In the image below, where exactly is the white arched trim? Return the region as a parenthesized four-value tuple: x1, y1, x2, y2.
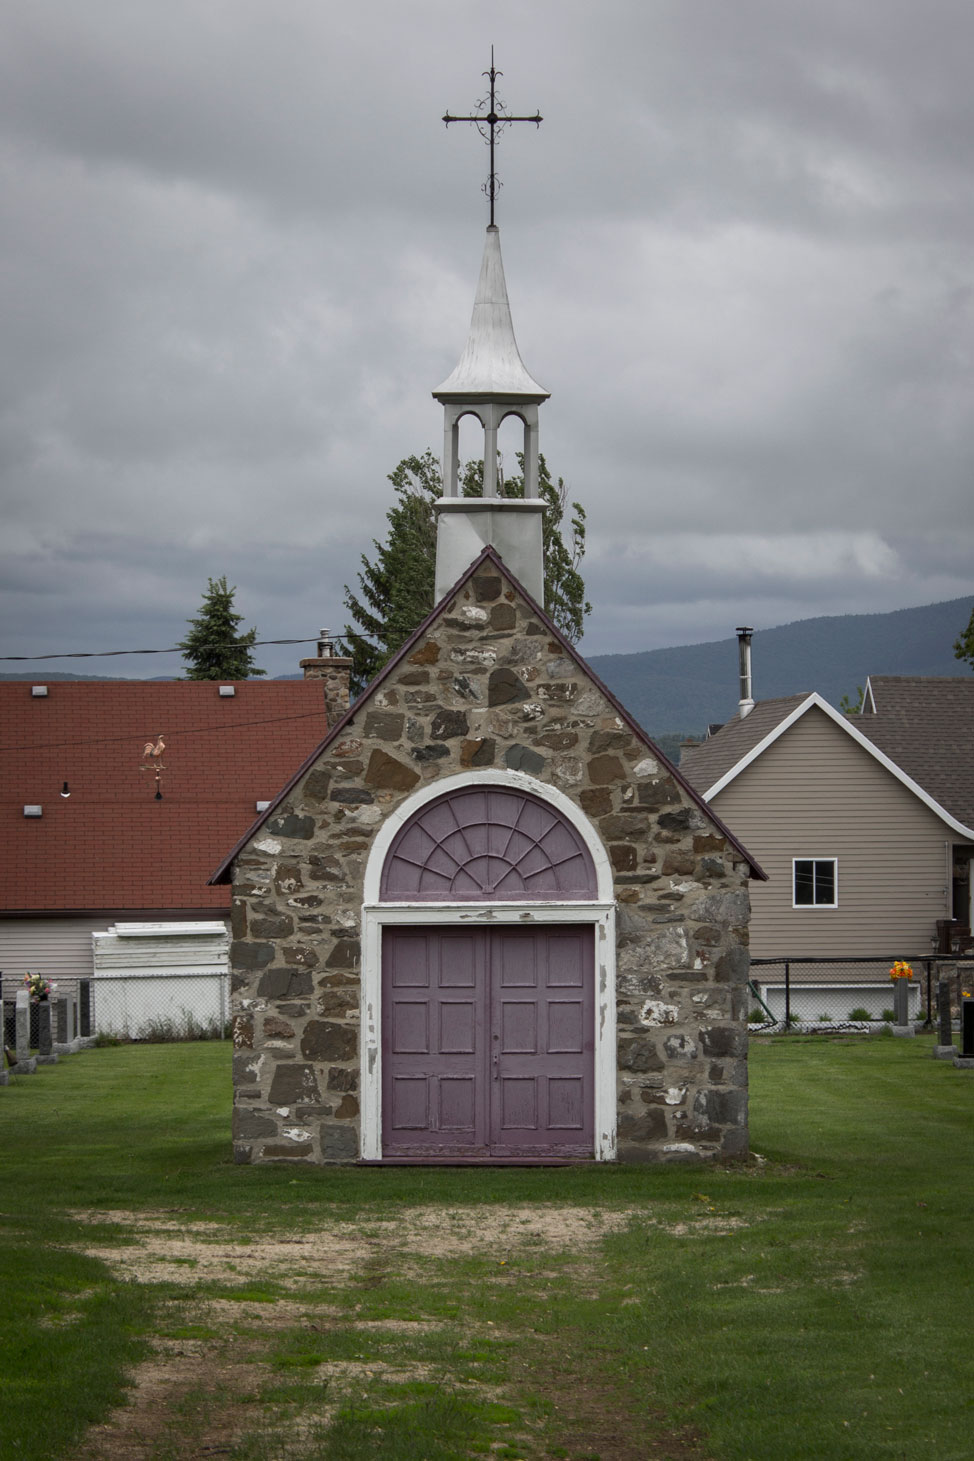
(360, 770, 617, 1163)
(364, 769, 615, 904)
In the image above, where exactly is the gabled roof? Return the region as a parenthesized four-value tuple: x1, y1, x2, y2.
(680, 685, 974, 842)
(432, 227, 549, 401)
(1, 680, 329, 913)
(679, 695, 809, 795)
(858, 675, 974, 829)
(211, 546, 765, 883)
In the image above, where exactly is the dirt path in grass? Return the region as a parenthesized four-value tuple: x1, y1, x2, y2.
(70, 1204, 711, 1461)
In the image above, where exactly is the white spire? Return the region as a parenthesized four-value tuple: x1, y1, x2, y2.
(434, 226, 548, 401)
(432, 225, 549, 605)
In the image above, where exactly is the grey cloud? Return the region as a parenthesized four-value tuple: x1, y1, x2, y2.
(1, 1, 972, 679)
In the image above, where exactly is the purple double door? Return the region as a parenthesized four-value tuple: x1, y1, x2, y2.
(382, 924, 595, 1160)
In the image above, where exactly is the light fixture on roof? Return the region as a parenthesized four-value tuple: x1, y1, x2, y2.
(31, 685, 48, 697)
(24, 805, 42, 817)
(60, 781, 71, 798)
(219, 685, 235, 697)
(255, 800, 271, 812)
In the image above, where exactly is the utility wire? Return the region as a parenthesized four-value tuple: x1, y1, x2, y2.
(0, 638, 320, 662)
(0, 709, 327, 755)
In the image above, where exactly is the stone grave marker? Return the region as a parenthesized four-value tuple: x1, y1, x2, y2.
(954, 991, 974, 1070)
(53, 994, 81, 1055)
(35, 1001, 58, 1065)
(11, 990, 37, 1074)
(892, 975, 915, 1038)
(0, 999, 9, 1086)
(933, 975, 956, 1060)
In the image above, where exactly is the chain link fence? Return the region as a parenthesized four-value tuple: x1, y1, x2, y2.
(3, 972, 229, 1048)
(6, 959, 971, 1052)
(748, 956, 974, 1032)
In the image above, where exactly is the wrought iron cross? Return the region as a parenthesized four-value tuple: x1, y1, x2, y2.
(443, 50, 542, 225)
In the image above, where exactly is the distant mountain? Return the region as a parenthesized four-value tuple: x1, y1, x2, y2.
(588, 596, 972, 741)
(0, 672, 174, 681)
(6, 597, 970, 747)
(0, 670, 134, 682)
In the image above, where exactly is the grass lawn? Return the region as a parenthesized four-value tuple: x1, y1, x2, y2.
(1, 1032, 971, 1459)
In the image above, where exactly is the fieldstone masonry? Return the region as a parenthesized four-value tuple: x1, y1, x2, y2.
(228, 557, 753, 1165)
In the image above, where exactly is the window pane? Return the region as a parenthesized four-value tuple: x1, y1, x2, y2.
(814, 861, 835, 905)
(794, 861, 814, 905)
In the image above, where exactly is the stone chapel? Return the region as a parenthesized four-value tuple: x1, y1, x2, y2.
(214, 216, 762, 1166)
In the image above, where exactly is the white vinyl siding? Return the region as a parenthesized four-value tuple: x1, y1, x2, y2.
(0, 913, 229, 987)
(710, 705, 971, 957)
(0, 917, 110, 985)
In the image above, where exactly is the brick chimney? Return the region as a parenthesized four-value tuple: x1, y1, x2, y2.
(300, 629, 352, 725)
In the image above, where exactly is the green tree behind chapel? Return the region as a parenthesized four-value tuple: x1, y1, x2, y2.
(179, 575, 265, 680)
(954, 604, 974, 671)
(342, 451, 590, 694)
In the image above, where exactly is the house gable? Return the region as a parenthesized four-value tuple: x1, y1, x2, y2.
(689, 690, 974, 842)
(709, 702, 974, 957)
(214, 547, 763, 884)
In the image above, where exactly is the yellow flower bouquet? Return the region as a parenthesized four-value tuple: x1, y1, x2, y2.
(889, 960, 913, 980)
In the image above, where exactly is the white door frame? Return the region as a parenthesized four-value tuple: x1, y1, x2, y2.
(359, 771, 617, 1162)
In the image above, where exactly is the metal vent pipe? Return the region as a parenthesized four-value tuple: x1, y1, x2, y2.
(736, 626, 754, 718)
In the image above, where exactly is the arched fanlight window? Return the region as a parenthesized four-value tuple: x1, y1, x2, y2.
(380, 785, 598, 901)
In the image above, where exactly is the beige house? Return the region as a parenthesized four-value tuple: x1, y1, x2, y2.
(680, 677, 974, 963)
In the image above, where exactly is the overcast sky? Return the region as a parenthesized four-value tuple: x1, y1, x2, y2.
(2, 0, 972, 679)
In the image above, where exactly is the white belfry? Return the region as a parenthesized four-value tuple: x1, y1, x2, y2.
(433, 224, 549, 603)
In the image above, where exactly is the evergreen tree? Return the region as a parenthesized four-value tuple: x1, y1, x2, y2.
(953, 604, 974, 670)
(342, 450, 590, 695)
(178, 575, 265, 680)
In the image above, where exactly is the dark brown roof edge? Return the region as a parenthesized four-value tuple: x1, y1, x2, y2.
(210, 546, 765, 883)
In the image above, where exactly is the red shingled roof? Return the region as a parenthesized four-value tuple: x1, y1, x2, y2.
(1, 680, 329, 913)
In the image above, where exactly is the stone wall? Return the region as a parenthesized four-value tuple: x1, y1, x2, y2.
(229, 564, 752, 1164)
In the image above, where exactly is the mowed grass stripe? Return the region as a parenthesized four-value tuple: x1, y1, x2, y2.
(0, 1033, 971, 1458)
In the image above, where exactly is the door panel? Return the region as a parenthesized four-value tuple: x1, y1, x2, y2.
(382, 925, 594, 1159)
(383, 929, 487, 1154)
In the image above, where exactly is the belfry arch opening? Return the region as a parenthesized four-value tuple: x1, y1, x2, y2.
(456, 411, 485, 485)
(452, 411, 534, 497)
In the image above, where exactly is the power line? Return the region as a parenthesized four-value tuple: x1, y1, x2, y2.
(0, 638, 320, 662)
(0, 709, 327, 755)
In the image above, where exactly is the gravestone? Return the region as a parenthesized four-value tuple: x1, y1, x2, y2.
(35, 1001, 58, 1065)
(53, 995, 81, 1055)
(933, 975, 956, 1060)
(11, 990, 37, 1074)
(954, 992, 974, 1070)
(892, 977, 915, 1038)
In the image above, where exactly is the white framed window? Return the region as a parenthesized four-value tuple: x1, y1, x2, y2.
(793, 858, 837, 908)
